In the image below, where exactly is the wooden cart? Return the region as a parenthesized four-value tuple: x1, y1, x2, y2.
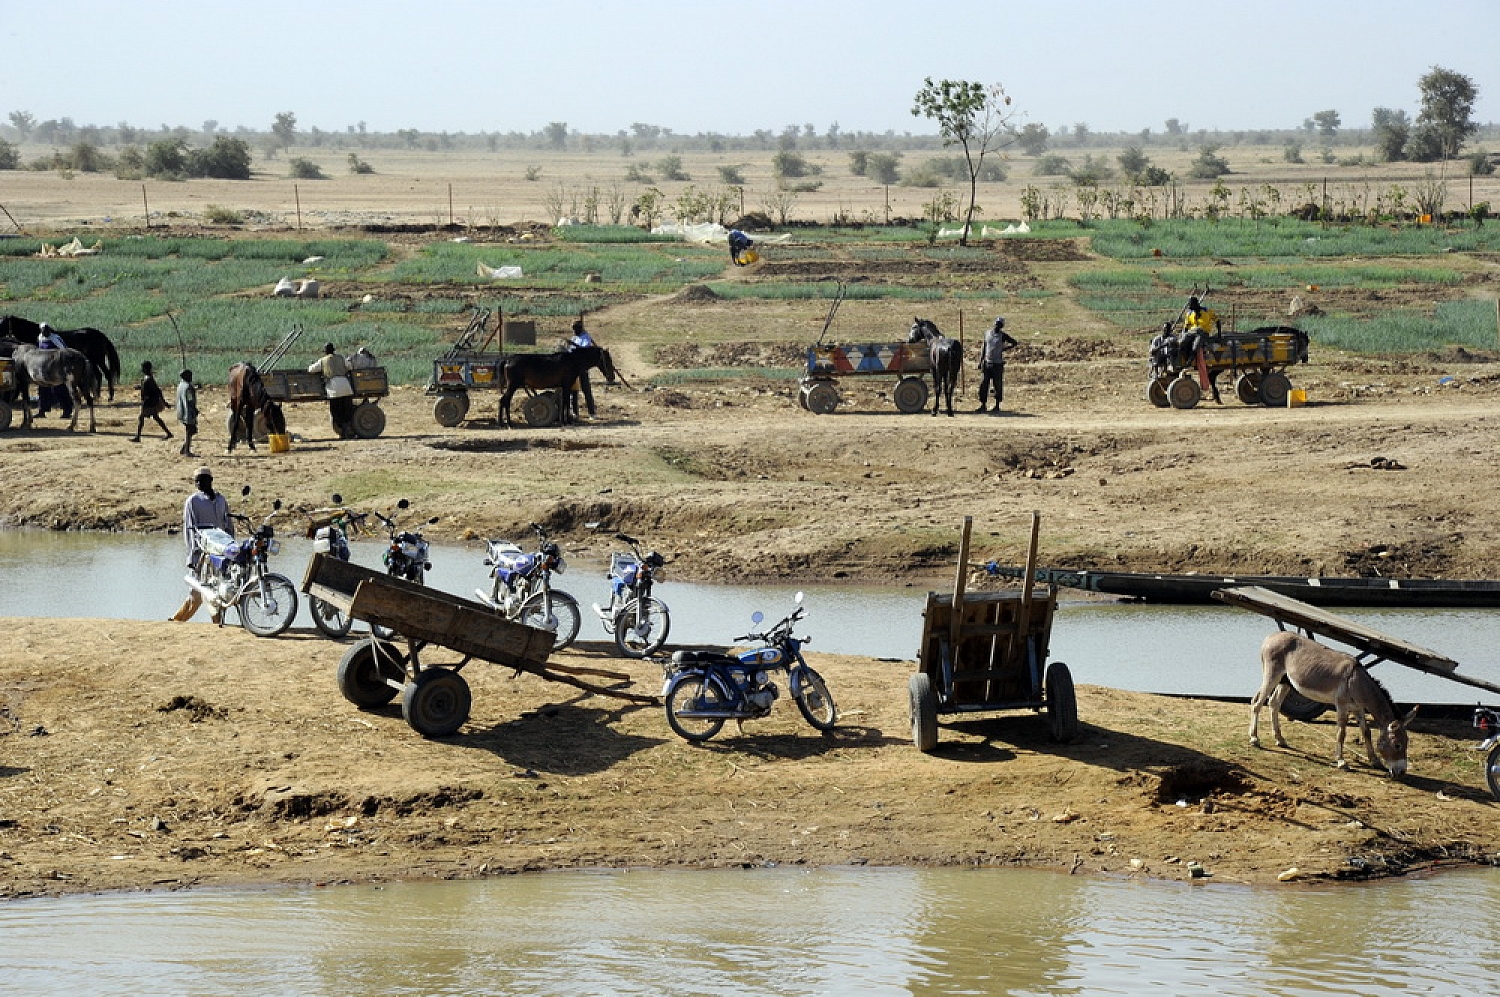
(261, 366, 391, 438)
(1147, 325, 1310, 410)
(798, 342, 934, 415)
(908, 515, 1080, 752)
(303, 554, 653, 737)
(426, 309, 562, 428)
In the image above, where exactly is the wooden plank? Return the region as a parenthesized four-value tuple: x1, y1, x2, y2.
(349, 578, 553, 668)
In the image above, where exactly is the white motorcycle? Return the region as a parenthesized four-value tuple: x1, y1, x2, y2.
(184, 489, 298, 637)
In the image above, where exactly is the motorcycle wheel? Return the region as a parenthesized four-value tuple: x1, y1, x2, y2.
(337, 638, 403, 708)
(310, 595, 353, 639)
(612, 598, 671, 658)
(519, 590, 582, 652)
(665, 674, 728, 742)
(239, 572, 298, 637)
(792, 667, 838, 731)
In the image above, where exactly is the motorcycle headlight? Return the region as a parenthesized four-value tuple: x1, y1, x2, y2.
(553, 556, 566, 574)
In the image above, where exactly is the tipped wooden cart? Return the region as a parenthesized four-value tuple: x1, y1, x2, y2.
(909, 514, 1080, 752)
(304, 554, 654, 737)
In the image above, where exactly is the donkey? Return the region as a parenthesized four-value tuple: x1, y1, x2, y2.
(908, 318, 962, 417)
(226, 362, 287, 452)
(497, 346, 616, 429)
(10, 343, 97, 432)
(0, 316, 121, 401)
(1249, 631, 1417, 776)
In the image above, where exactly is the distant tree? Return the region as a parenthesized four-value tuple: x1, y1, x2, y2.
(186, 136, 252, 179)
(1189, 144, 1230, 179)
(1072, 122, 1090, 145)
(911, 77, 1016, 245)
(1372, 107, 1411, 161)
(288, 157, 325, 180)
(1468, 149, 1495, 176)
(348, 152, 375, 175)
(201, 119, 218, 136)
(1283, 141, 1304, 163)
(8, 110, 35, 139)
(1164, 117, 1184, 137)
(848, 150, 869, 176)
(1137, 165, 1172, 186)
(1311, 109, 1341, 139)
(825, 121, 841, 148)
(271, 111, 297, 152)
(1117, 146, 1150, 181)
(397, 128, 420, 149)
(543, 121, 568, 150)
(1017, 122, 1049, 156)
(717, 164, 745, 185)
(772, 150, 813, 179)
(68, 141, 107, 172)
(656, 154, 689, 181)
(143, 138, 188, 179)
(1415, 65, 1479, 160)
(1033, 154, 1071, 177)
(867, 152, 901, 184)
(117, 122, 141, 145)
(0, 138, 19, 170)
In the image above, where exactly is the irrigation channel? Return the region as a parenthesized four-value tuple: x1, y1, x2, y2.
(3, 528, 1500, 704)
(3, 866, 1498, 995)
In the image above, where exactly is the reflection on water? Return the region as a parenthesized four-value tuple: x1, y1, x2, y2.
(3, 867, 1499, 996)
(3, 529, 1500, 702)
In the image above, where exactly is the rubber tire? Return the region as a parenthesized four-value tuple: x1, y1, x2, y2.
(612, 598, 670, 657)
(224, 408, 267, 445)
(432, 392, 469, 427)
(1146, 378, 1169, 408)
(909, 672, 938, 752)
(519, 590, 582, 652)
(0, 398, 12, 432)
(1235, 372, 1262, 406)
(1045, 661, 1080, 743)
(804, 382, 839, 415)
(1258, 370, 1292, 407)
(664, 674, 729, 742)
(310, 595, 353, 639)
(401, 668, 472, 738)
(793, 667, 838, 731)
(337, 638, 403, 708)
(350, 401, 386, 439)
(796, 385, 810, 410)
(238, 572, 298, 637)
(1167, 375, 1201, 410)
(893, 376, 930, 414)
(1278, 689, 1329, 722)
(1486, 741, 1500, 803)
(522, 393, 560, 427)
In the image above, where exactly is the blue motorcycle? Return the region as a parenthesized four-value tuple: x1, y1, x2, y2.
(661, 592, 837, 742)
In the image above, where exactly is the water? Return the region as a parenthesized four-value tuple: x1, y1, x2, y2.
(3, 866, 1497, 996)
(3, 528, 1500, 703)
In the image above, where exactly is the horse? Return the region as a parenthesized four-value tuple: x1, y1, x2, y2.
(497, 346, 617, 428)
(908, 318, 963, 417)
(0, 316, 121, 401)
(1249, 631, 1418, 776)
(9, 344, 97, 432)
(226, 362, 287, 452)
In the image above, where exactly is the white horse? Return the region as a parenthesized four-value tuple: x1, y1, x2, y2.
(1249, 631, 1417, 776)
(10, 343, 97, 432)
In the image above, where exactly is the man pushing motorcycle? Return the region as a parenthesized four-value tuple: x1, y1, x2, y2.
(171, 467, 233, 622)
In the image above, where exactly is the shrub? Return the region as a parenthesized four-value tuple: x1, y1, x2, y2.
(1283, 142, 1304, 164)
(348, 153, 375, 175)
(289, 157, 325, 180)
(656, 155, 689, 181)
(187, 136, 252, 180)
(144, 139, 188, 179)
(866, 152, 900, 184)
(716, 164, 745, 185)
(1189, 144, 1230, 179)
(1034, 155, 1072, 176)
(0, 138, 17, 170)
(1468, 150, 1495, 176)
(204, 204, 245, 225)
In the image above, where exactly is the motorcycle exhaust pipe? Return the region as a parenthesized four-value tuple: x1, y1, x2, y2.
(671, 709, 744, 720)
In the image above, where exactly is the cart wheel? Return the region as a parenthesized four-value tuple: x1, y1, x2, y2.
(337, 638, 404, 708)
(432, 392, 469, 427)
(0, 398, 12, 432)
(1258, 370, 1292, 407)
(310, 595, 353, 639)
(909, 672, 939, 752)
(1045, 661, 1080, 743)
(402, 668, 472, 738)
(1486, 741, 1500, 802)
(1146, 378, 1170, 408)
(1277, 690, 1328, 722)
(1167, 375, 1201, 410)
(804, 381, 839, 415)
(1234, 372, 1262, 406)
(796, 384, 810, 410)
(521, 392, 560, 427)
(893, 376, 930, 414)
(350, 401, 386, 439)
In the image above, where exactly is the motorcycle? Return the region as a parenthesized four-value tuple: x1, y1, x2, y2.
(183, 486, 298, 637)
(474, 522, 581, 652)
(303, 494, 371, 639)
(1475, 707, 1500, 801)
(593, 532, 670, 657)
(660, 592, 837, 742)
(370, 499, 437, 640)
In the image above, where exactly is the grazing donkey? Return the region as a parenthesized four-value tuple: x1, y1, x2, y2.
(1249, 631, 1418, 776)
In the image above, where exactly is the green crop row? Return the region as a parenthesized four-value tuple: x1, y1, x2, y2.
(1087, 218, 1498, 259)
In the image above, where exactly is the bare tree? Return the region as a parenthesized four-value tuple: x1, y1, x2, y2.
(911, 79, 1016, 245)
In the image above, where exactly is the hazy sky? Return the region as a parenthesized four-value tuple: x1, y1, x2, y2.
(3, 0, 1496, 139)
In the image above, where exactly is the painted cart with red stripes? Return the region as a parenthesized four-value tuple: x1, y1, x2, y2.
(797, 342, 934, 415)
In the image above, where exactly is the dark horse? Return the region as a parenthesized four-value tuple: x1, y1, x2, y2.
(498, 346, 617, 428)
(0, 315, 122, 401)
(908, 318, 963, 417)
(226, 362, 287, 452)
(9, 343, 97, 432)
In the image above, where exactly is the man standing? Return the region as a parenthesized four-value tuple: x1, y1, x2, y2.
(176, 369, 199, 457)
(172, 467, 233, 622)
(308, 342, 355, 438)
(976, 316, 1019, 413)
(565, 319, 597, 421)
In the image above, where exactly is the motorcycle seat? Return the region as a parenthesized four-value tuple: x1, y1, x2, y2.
(671, 649, 735, 668)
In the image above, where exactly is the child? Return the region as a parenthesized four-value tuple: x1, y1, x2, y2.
(175, 369, 199, 457)
(131, 361, 173, 442)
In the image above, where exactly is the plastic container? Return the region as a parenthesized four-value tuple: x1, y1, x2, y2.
(268, 432, 291, 453)
(1286, 389, 1307, 408)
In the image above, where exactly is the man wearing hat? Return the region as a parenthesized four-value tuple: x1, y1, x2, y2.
(976, 316, 1019, 413)
(172, 467, 234, 622)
